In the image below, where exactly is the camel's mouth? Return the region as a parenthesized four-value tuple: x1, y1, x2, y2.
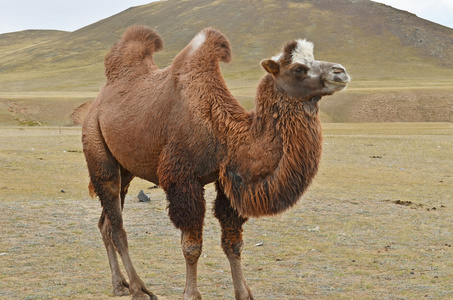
(324, 78, 349, 94)
(325, 79, 348, 87)
(309, 95, 322, 103)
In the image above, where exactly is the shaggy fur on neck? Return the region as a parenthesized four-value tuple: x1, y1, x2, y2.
(219, 76, 323, 218)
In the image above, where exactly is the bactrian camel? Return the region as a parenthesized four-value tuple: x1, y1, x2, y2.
(82, 25, 350, 300)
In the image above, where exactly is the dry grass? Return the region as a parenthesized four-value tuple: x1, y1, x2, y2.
(0, 123, 452, 299)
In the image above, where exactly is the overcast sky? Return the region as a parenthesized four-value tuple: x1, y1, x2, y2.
(0, 0, 452, 35)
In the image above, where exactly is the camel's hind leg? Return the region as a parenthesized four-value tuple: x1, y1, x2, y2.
(97, 166, 136, 296)
(214, 182, 254, 300)
(83, 131, 156, 300)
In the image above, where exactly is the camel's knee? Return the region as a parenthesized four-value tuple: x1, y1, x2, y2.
(222, 238, 244, 259)
(98, 212, 107, 232)
(181, 231, 203, 265)
(110, 228, 129, 253)
(98, 215, 113, 242)
(98, 213, 127, 248)
(183, 244, 202, 265)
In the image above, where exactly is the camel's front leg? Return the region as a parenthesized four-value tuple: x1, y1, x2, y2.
(214, 183, 254, 300)
(181, 230, 203, 300)
(159, 163, 206, 300)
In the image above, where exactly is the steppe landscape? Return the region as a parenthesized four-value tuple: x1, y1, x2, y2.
(0, 0, 452, 299)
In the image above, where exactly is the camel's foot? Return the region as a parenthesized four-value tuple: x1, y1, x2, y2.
(182, 290, 202, 300)
(113, 285, 130, 296)
(236, 292, 254, 300)
(112, 278, 156, 299)
(112, 277, 130, 296)
(235, 284, 254, 300)
(131, 292, 157, 300)
(132, 285, 157, 300)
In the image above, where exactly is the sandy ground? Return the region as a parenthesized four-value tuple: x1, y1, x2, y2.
(0, 124, 452, 299)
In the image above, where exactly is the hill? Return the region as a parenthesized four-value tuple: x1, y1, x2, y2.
(0, 0, 452, 125)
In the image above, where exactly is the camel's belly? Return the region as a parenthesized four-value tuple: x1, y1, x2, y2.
(102, 123, 163, 184)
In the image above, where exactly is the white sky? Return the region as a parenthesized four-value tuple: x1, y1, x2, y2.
(0, 0, 155, 34)
(376, 0, 453, 29)
(0, 0, 452, 35)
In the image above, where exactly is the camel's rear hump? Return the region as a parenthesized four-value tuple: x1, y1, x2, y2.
(104, 25, 163, 82)
(170, 28, 232, 75)
(191, 28, 231, 63)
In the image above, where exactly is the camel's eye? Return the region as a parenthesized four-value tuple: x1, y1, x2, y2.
(293, 64, 309, 76)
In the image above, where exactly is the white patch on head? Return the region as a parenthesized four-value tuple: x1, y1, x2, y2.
(291, 39, 314, 63)
(190, 31, 206, 53)
(269, 39, 314, 65)
(271, 52, 283, 62)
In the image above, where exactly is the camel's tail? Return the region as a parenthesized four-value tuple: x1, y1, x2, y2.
(104, 25, 164, 82)
(88, 180, 97, 198)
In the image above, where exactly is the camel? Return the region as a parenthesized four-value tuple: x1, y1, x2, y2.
(82, 25, 350, 300)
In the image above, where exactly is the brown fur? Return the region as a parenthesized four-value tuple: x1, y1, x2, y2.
(82, 25, 349, 300)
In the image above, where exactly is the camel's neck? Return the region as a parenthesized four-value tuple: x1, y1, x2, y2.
(220, 75, 323, 218)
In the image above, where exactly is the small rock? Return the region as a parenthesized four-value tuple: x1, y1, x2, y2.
(308, 226, 320, 232)
(60, 189, 65, 193)
(137, 190, 150, 203)
(255, 242, 264, 247)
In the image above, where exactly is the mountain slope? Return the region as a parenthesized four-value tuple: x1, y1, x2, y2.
(0, 0, 452, 124)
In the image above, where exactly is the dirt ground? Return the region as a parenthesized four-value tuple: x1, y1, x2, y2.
(0, 123, 452, 299)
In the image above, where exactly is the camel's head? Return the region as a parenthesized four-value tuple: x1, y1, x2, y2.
(261, 39, 350, 101)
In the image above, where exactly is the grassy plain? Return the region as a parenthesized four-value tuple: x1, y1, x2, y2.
(2, 76, 452, 126)
(0, 123, 452, 299)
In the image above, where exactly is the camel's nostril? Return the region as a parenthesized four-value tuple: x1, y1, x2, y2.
(332, 67, 345, 74)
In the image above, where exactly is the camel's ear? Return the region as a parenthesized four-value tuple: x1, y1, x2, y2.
(261, 59, 280, 75)
(283, 41, 298, 62)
